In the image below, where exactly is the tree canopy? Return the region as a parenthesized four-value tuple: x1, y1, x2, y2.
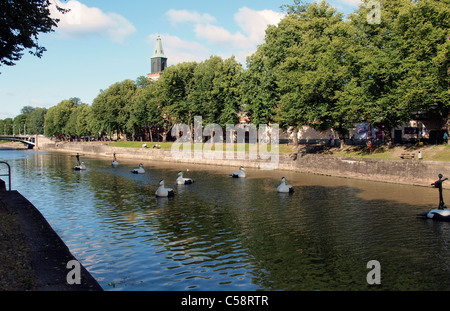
(0, 0, 67, 70)
(1, 0, 448, 146)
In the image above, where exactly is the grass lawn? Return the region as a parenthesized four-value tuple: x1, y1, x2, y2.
(108, 141, 450, 161)
(108, 141, 292, 153)
(328, 144, 450, 161)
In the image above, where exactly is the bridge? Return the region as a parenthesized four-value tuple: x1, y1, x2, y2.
(0, 135, 37, 149)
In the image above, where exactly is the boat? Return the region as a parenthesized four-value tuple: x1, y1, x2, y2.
(277, 177, 294, 193)
(417, 208, 450, 221)
(417, 174, 448, 221)
(231, 166, 246, 178)
(131, 163, 145, 174)
(176, 171, 194, 185)
(155, 180, 174, 197)
(73, 162, 86, 170)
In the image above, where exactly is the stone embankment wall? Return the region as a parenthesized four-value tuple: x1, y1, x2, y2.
(39, 139, 450, 189)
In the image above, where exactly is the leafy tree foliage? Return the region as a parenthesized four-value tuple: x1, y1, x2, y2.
(0, 0, 67, 70)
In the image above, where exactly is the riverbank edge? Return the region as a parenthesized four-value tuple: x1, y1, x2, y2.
(40, 141, 450, 189)
(0, 190, 103, 291)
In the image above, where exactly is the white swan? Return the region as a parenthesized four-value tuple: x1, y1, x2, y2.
(131, 163, 145, 174)
(176, 171, 194, 185)
(74, 162, 86, 171)
(231, 166, 246, 178)
(155, 180, 174, 197)
(277, 177, 294, 193)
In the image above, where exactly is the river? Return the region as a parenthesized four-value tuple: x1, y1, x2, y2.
(1, 148, 450, 291)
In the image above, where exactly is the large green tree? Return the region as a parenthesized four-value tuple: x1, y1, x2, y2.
(0, 0, 67, 70)
(259, 1, 356, 146)
(347, 0, 450, 144)
(44, 98, 78, 137)
(242, 48, 279, 127)
(91, 80, 137, 138)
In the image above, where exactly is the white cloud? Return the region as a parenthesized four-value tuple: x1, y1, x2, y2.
(235, 7, 284, 43)
(148, 34, 212, 64)
(340, 0, 363, 5)
(193, 7, 284, 63)
(158, 7, 284, 66)
(50, 0, 136, 44)
(165, 9, 216, 26)
(194, 24, 251, 50)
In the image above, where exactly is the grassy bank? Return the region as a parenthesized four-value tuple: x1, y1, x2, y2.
(326, 144, 450, 161)
(109, 141, 292, 153)
(108, 141, 450, 161)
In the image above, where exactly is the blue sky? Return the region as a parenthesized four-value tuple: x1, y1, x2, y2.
(0, 0, 361, 119)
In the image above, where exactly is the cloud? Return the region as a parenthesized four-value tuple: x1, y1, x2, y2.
(148, 34, 212, 64)
(194, 7, 284, 63)
(340, 0, 363, 5)
(50, 0, 136, 43)
(194, 24, 251, 50)
(158, 7, 284, 66)
(29, 99, 53, 108)
(165, 9, 216, 26)
(234, 7, 284, 43)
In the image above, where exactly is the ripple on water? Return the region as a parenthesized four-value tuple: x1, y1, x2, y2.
(4, 150, 450, 290)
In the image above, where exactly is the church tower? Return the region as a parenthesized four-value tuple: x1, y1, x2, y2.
(147, 35, 167, 81)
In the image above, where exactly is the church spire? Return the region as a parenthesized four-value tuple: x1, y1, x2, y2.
(152, 35, 166, 58)
(148, 35, 168, 81)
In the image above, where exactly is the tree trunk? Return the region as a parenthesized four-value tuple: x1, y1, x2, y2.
(337, 132, 346, 149)
(382, 127, 393, 146)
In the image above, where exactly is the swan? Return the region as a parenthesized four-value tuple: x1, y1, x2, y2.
(111, 153, 118, 166)
(176, 171, 194, 185)
(73, 162, 86, 171)
(231, 166, 246, 178)
(277, 177, 294, 193)
(155, 180, 174, 197)
(131, 163, 145, 174)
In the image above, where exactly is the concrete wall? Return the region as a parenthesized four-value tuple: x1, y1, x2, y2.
(40, 141, 450, 189)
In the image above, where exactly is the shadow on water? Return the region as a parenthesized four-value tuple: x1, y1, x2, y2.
(2, 149, 450, 290)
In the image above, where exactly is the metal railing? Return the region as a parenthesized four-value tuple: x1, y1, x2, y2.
(0, 161, 11, 191)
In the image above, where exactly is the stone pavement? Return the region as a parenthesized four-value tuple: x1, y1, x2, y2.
(0, 190, 102, 291)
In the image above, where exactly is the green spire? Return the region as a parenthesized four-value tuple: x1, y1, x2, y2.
(151, 35, 166, 59)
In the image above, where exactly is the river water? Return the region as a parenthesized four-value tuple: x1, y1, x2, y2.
(1, 148, 450, 291)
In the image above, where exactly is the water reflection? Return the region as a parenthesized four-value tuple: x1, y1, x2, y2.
(1, 149, 450, 290)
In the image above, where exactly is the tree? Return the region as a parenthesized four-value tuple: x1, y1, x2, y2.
(261, 1, 355, 146)
(0, 118, 14, 135)
(26, 107, 47, 134)
(156, 61, 198, 141)
(191, 56, 242, 127)
(76, 104, 94, 137)
(0, 0, 67, 70)
(44, 98, 77, 137)
(392, 0, 450, 130)
(347, 0, 450, 144)
(91, 80, 137, 139)
(242, 48, 279, 127)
